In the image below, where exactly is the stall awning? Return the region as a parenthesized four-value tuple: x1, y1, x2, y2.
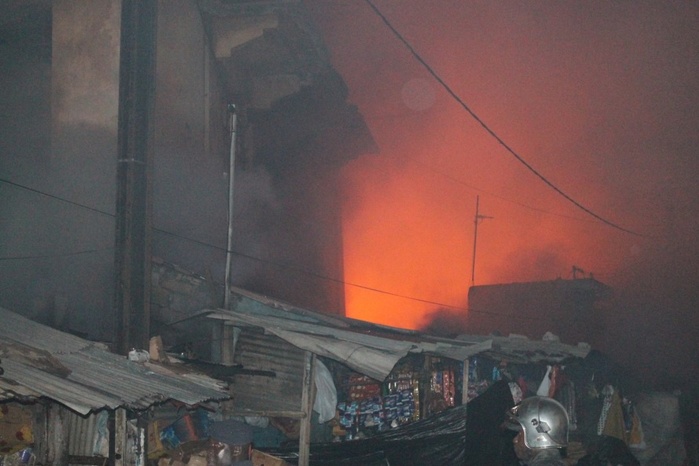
(205, 305, 492, 381)
(202, 287, 591, 381)
(0, 307, 230, 415)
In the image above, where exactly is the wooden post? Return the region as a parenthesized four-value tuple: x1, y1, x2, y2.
(221, 323, 236, 366)
(114, 408, 127, 466)
(46, 404, 68, 465)
(299, 352, 316, 466)
(462, 359, 470, 417)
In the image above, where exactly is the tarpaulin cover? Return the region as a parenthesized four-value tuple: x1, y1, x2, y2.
(264, 380, 518, 466)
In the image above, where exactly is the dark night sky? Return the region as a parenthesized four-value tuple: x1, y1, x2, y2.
(305, 1, 699, 387)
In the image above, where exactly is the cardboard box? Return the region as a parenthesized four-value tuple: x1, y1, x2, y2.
(251, 449, 291, 466)
(0, 403, 33, 455)
(147, 420, 167, 459)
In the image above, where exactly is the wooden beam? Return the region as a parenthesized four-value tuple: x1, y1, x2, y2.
(298, 352, 316, 466)
(462, 359, 470, 407)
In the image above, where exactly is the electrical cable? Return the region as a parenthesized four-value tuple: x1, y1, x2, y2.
(155, 227, 544, 320)
(408, 158, 598, 224)
(0, 178, 561, 324)
(2, 177, 485, 313)
(0, 247, 114, 261)
(0, 177, 114, 218)
(0, 175, 607, 320)
(363, 0, 646, 238)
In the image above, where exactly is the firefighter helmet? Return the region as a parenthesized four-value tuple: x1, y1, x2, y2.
(507, 396, 569, 449)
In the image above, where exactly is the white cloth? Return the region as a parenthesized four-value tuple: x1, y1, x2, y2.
(313, 360, 337, 423)
(536, 365, 552, 396)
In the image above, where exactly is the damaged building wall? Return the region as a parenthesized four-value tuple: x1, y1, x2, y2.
(151, 0, 230, 297)
(0, 2, 54, 323)
(0, 0, 118, 338)
(151, 0, 379, 320)
(150, 259, 221, 357)
(1, 0, 376, 344)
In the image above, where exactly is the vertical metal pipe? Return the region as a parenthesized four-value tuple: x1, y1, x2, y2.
(471, 195, 480, 287)
(223, 105, 237, 309)
(470, 196, 493, 287)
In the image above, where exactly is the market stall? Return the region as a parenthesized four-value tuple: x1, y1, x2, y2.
(198, 288, 594, 464)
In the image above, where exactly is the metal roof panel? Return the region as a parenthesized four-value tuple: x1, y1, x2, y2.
(0, 307, 230, 414)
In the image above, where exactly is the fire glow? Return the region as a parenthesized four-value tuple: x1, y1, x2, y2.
(304, 1, 699, 388)
(339, 123, 630, 332)
(335, 67, 633, 331)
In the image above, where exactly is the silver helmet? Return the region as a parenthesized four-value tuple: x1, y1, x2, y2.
(507, 396, 569, 449)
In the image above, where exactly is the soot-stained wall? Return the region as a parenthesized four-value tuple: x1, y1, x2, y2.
(0, 0, 369, 344)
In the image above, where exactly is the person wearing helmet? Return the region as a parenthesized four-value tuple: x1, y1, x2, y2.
(505, 396, 569, 466)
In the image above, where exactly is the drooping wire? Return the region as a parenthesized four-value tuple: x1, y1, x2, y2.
(0, 177, 480, 313)
(363, 0, 646, 238)
(0, 177, 558, 321)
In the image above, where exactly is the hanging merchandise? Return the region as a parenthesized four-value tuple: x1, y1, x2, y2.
(597, 384, 614, 435)
(336, 367, 420, 441)
(517, 375, 528, 397)
(492, 365, 501, 381)
(556, 378, 577, 431)
(467, 357, 490, 401)
(347, 374, 382, 401)
(627, 408, 646, 448)
(598, 385, 626, 441)
(426, 361, 456, 417)
(469, 357, 479, 382)
(314, 360, 338, 424)
(508, 382, 523, 405)
(536, 365, 553, 396)
(548, 365, 562, 398)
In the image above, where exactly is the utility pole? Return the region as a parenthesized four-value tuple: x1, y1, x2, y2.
(470, 195, 493, 287)
(114, 0, 157, 355)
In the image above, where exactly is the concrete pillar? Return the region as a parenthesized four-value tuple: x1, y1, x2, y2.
(51, 0, 122, 339)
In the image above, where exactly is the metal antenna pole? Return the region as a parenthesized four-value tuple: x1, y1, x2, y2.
(224, 104, 237, 309)
(470, 195, 493, 287)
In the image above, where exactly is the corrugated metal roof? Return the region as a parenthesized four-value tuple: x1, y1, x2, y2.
(0, 307, 230, 415)
(203, 288, 591, 380)
(226, 330, 307, 417)
(456, 333, 591, 364)
(202, 289, 491, 380)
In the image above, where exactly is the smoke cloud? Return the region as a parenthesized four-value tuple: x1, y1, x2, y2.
(307, 0, 699, 387)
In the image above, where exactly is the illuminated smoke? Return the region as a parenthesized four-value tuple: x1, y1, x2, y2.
(307, 1, 699, 386)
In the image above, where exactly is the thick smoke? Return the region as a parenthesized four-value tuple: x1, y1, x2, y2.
(307, 1, 699, 387)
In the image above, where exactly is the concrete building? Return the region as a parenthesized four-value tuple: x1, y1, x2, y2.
(0, 1, 376, 349)
(467, 277, 612, 346)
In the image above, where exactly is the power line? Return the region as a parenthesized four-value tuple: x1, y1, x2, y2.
(150, 229, 548, 321)
(155, 227, 475, 312)
(0, 177, 574, 323)
(0, 247, 114, 261)
(363, 0, 646, 238)
(408, 158, 599, 224)
(0, 177, 476, 311)
(0, 177, 114, 218)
